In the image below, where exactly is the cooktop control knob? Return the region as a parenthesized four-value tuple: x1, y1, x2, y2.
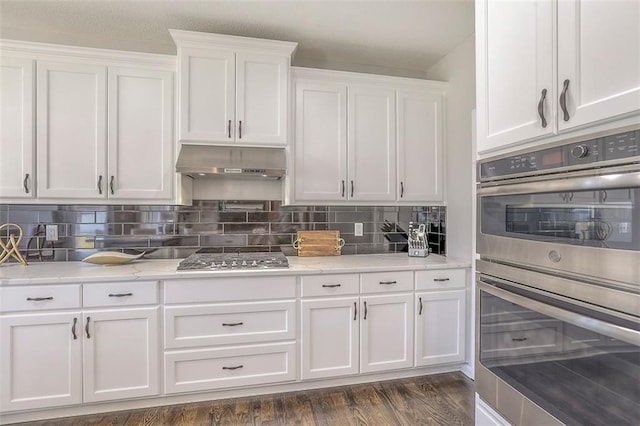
(571, 144, 589, 159)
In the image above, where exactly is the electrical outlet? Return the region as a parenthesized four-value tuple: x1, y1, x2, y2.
(45, 225, 59, 241)
(354, 223, 363, 237)
(619, 222, 630, 234)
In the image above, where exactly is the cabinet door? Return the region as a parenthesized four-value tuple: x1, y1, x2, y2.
(0, 57, 35, 198)
(476, 0, 554, 153)
(108, 66, 173, 200)
(177, 47, 235, 143)
(301, 297, 359, 380)
(37, 61, 107, 198)
(348, 85, 396, 201)
(360, 293, 413, 373)
(557, 0, 640, 131)
(83, 307, 159, 402)
(236, 53, 288, 146)
(397, 90, 444, 202)
(415, 290, 465, 366)
(0, 312, 82, 411)
(294, 81, 347, 201)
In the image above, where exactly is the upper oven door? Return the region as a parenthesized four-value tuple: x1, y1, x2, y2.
(477, 168, 640, 285)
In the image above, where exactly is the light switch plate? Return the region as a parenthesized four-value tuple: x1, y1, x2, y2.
(45, 225, 59, 241)
(354, 223, 363, 237)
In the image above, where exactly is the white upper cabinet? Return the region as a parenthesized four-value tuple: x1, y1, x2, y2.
(36, 61, 108, 199)
(476, 0, 554, 153)
(476, 0, 640, 155)
(348, 85, 397, 202)
(108, 66, 173, 200)
(557, 0, 640, 131)
(294, 80, 348, 201)
(290, 68, 446, 205)
(0, 56, 34, 198)
(397, 89, 445, 202)
(171, 30, 297, 147)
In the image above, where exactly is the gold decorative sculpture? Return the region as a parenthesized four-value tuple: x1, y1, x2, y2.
(0, 223, 28, 265)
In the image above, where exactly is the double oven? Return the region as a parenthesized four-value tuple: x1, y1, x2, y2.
(476, 129, 640, 425)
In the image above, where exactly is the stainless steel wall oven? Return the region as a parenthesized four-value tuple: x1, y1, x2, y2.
(475, 128, 640, 425)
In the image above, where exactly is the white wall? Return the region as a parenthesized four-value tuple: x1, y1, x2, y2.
(426, 35, 475, 262)
(426, 35, 476, 379)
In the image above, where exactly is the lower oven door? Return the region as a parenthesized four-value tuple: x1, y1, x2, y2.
(476, 275, 640, 426)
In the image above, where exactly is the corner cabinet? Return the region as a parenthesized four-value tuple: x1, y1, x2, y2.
(476, 0, 640, 155)
(291, 68, 446, 205)
(170, 30, 297, 147)
(0, 56, 35, 198)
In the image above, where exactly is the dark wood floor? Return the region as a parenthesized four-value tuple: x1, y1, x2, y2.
(21, 372, 474, 426)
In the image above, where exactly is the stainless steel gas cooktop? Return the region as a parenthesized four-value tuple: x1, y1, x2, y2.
(177, 250, 289, 271)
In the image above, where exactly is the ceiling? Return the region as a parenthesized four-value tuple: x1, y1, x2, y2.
(0, 0, 474, 78)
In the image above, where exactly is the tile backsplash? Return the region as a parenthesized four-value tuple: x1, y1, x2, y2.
(0, 201, 445, 262)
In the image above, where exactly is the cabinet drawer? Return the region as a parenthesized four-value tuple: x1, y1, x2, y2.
(0, 285, 81, 312)
(165, 300, 295, 349)
(165, 276, 296, 304)
(83, 281, 158, 308)
(480, 320, 563, 360)
(416, 269, 466, 291)
(360, 271, 413, 294)
(164, 342, 296, 394)
(300, 274, 359, 297)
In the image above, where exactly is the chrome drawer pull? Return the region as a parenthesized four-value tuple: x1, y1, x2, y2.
(222, 365, 243, 370)
(222, 322, 244, 327)
(512, 337, 528, 342)
(322, 284, 341, 288)
(26, 297, 53, 301)
(559, 79, 570, 121)
(364, 301, 368, 320)
(108, 293, 133, 297)
(23, 173, 29, 193)
(379, 281, 397, 285)
(72, 317, 78, 340)
(85, 316, 91, 339)
(354, 302, 357, 321)
(419, 297, 423, 315)
(433, 278, 450, 282)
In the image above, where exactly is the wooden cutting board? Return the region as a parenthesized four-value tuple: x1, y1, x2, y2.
(294, 230, 345, 257)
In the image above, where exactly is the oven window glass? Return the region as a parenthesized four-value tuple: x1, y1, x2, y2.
(479, 288, 640, 425)
(481, 187, 639, 251)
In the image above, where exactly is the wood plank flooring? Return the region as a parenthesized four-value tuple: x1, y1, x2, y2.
(20, 372, 474, 426)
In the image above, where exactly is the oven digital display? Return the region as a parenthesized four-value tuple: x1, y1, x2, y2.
(542, 150, 563, 166)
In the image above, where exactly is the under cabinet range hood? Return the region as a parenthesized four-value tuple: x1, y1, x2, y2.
(176, 146, 287, 179)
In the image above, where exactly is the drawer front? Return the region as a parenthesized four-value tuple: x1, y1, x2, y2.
(360, 271, 413, 294)
(416, 269, 466, 291)
(164, 342, 296, 394)
(165, 276, 296, 304)
(300, 274, 359, 297)
(165, 300, 295, 349)
(83, 281, 158, 308)
(0, 285, 81, 312)
(480, 320, 563, 360)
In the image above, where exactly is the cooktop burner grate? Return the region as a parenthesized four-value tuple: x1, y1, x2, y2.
(177, 251, 289, 271)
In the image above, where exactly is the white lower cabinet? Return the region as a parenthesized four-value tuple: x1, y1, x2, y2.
(82, 307, 159, 402)
(0, 312, 82, 411)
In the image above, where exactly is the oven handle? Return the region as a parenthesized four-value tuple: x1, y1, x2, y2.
(478, 170, 640, 196)
(478, 279, 640, 346)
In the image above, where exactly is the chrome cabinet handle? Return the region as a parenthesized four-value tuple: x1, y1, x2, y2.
(559, 79, 570, 121)
(379, 281, 397, 285)
(23, 173, 29, 193)
(222, 322, 244, 327)
(419, 297, 423, 315)
(322, 284, 341, 288)
(26, 297, 53, 301)
(108, 293, 133, 297)
(341, 180, 345, 198)
(537, 88, 548, 128)
(400, 181, 404, 198)
(512, 337, 528, 342)
(433, 278, 450, 282)
(350, 180, 354, 197)
(238, 120, 242, 139)
(228, 120, 232, 138)
(85, 316, 91, 339)
(97, 175, 103, 194)
(222, 365, 243, 370)
(363, 301, 368, 320)
(354, 302, 357, 321)
(72, 317, 78, 340)
(109, 176, 115, 195)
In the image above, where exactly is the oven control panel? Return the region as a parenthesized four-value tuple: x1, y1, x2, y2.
(480, 130, 639, 180)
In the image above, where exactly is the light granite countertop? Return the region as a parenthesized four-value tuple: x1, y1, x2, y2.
(0, 254, 470, 286)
